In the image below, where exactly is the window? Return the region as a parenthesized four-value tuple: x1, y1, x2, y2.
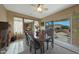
(14, 17, 23, 35)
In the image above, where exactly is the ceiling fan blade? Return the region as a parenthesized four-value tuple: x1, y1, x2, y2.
(30, 4, 35, 6)
(30, 4, 38, 7)
(37, 4, 41, 7)
(44, 8, 48, 10)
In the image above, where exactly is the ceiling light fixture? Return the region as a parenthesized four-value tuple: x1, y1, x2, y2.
(37, 5, 42, 12)
(31, 4, 48, 13)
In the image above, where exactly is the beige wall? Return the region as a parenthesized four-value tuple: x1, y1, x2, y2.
(72, 15, 79, 46)
(7, 10, 40, 32)
(42, 5, 79, 22)
(0, 4, 7, 22)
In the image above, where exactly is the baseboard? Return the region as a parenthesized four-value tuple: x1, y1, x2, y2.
(54, 39, 79, 54)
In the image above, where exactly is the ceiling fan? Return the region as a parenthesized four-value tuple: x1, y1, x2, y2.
(31, 4, 48, 13)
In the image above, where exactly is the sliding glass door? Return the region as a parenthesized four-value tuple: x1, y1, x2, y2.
(45, 19, 72, 45)
(53, 19, 71, 44)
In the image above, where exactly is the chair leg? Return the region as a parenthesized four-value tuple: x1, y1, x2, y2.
(51, 38, 54, 48)
(34, 43, 36, 54)
(40, 48, 42, 54)
(47, 41, 49, 50)
(30, 45, 32, 52)
(41, 46, 44, 53)
(40, 45, 45, 54)
(34, 48, 36, 54)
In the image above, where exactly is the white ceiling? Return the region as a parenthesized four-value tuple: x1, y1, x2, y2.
(4, 4, 75, 18)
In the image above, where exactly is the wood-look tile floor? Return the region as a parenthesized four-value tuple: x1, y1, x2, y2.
(20, 42, 75, 54)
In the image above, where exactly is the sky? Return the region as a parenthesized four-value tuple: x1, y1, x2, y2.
(46, 20, 70, 26)
(54, 20, 70, 26)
